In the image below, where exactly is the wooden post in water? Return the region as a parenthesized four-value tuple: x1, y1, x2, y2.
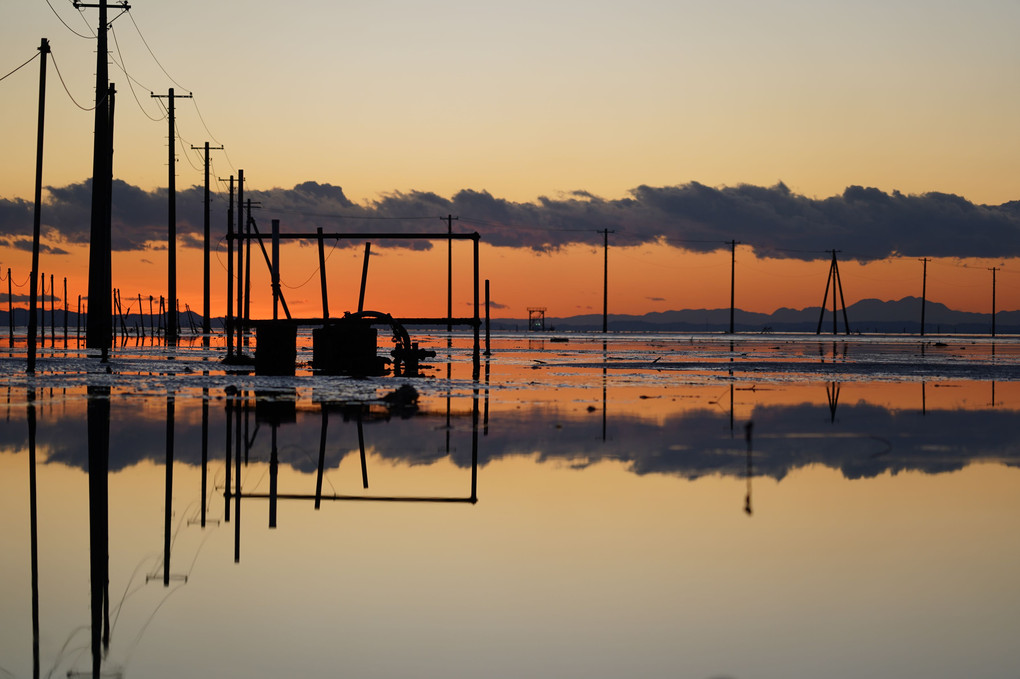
(358, 242, 371, 313)
(7, 269, 13, 348)
(225, 175, 234, 358)
(317, 227, 329, 320)
(484, 279, 491, 356)
(63, 277, 68, 346)
(271, 219, 280, 321)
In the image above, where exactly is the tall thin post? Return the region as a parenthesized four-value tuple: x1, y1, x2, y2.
(49, 273, 55, 346)
(473, 234, 480, 376)
(83, 0, 113, 356)
(7, 269, 13, 348)
(729, 239, 737, 334)
(191, 141, 222, 344)
(151, 88, 191, 343)
(816, 252, 835, 335)
(602, 229, 610, 333)
(317, 227, 329, 320)
(919, 257, 928, 336)
(358, 242, 371, 313)
(243, 199, 252, 345)
(235, 170, 244, 355)
(990, 266, 998, 337)
(224, 175, 234, 357)
(484, 278, 491, 356)
(62, 276, 68, 346)
(271, 219, 280, 321)
(202, 141, 211, 340)
(444, 214, 458, 332)
(27, 38, 49, 373)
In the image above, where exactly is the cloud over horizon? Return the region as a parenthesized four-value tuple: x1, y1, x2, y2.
(2, 180, 1019, 261)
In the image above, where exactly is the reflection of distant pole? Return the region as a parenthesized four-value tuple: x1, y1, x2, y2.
(28, 389, 40, 678)
(269, 423, 278, 528)
(316, 405, 327, 509)
(471, 387, 479, 503)
(826, 382, 841, 423)
(357, 414, 369, 489)
(744, 422, 753, 516)
(483, 358, 490, 436)
(234, 394, 243, 563)
(602, 340, 608, 442)
(224, 392, 233, 522)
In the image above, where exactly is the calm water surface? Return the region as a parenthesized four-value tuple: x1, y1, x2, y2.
(1, 333, 1019, 678)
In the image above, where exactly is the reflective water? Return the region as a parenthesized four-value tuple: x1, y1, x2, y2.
(2, 333, 1019, 678)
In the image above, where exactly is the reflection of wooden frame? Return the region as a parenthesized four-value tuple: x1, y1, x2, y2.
(221, 395, 480, 560)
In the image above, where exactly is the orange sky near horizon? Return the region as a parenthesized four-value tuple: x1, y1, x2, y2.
(2, 237, 1015, 321)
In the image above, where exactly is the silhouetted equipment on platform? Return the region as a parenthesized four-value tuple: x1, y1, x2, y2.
(234, 223, 479, 377)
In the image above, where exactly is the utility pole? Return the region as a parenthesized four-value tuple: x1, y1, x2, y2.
(919, 257, 928, 336)
(151, 88, 192, 343)
(222, 175, 234, 358)
(27, 38, 49, 374)
(600, 229, 615, 333)
(989, 266, 998, 337)
(442, 214, 459, 332)
(729, 239, 740, 334)
(235, 169, 244, 356)
(191, 142, 223, 344)
(77, 0, 128, 359)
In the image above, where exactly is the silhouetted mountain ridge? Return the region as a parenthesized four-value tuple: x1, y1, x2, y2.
(500, 296, 1017, 333)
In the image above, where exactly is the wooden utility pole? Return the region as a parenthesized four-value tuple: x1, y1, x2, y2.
(191, 141, 222, 343)
(729, 239, 739, 334)
(317, 227, 329, 320)
(235, 169, 245, 356)
(152, 88, 192, 343)
(222, 175, 234, 357)
(27, 38, 49, 373)
(919, 257, 928, 336)
(601, 229, 614, 333)
(989, 266, 998, 337)
(78, 1, 125, 358)
(443, 215, 459, 332)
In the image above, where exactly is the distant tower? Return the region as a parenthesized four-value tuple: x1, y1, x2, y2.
(527, 307, 547, 332)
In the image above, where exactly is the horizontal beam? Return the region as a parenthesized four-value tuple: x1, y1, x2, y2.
(227, 492, 476, 504)
(249, 316, 480, 327)
(230, 231, 479, 241)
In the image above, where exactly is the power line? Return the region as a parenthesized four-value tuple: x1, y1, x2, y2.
(110, 24, 166, 121)
(43, 0, 95, 39)
(49, 49, 97, 111)
(0, 51, 40, 83)
(127, 10, 187, 90)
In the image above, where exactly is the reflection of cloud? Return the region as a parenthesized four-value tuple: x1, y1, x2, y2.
(3, 397, 1018, 481)
(4, 180, 1019, 260)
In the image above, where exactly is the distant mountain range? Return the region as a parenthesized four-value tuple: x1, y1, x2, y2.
(1, 296, 1015, 335)
(493, 297, 1019, 334)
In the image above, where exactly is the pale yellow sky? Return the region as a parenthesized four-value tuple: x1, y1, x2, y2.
(2, 0, 1019, 205)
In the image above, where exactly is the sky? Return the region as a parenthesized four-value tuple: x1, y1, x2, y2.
(2, 0, 1020, 320)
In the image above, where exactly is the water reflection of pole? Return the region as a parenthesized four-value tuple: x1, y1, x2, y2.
(602, 340, 608, 442)
(358, 413, 369, 489)
(28, 388, 40, 678)
(201, 388, 208, 528)
(483, 358, 490, 436)
(471, 387, 479, 503)
(164, 392, 174, 586)
(234, 393, 243, 563)
(87, 386, 111, 677)
(744, 422, 753, 516)
(224, 389, 233, 522)
(269, 421, 278, 529)
(316, 405, 327, 509)
(826, 382, 841, 423)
